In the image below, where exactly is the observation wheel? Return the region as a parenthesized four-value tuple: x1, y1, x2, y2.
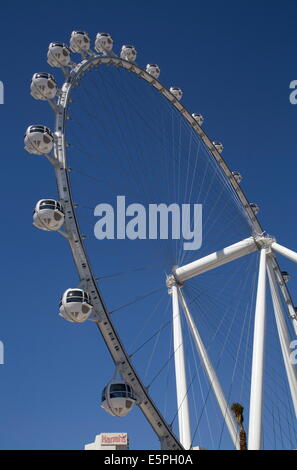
(25, 30, 297, 450)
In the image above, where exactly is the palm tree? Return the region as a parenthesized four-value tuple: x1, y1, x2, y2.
(230, 402, 247, 450)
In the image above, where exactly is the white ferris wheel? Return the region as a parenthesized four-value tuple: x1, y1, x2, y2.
(25, 30, 297, 450)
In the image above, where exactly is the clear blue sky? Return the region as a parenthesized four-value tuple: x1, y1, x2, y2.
(1, 0, 297, 450)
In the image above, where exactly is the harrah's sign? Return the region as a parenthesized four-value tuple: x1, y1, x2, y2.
(101, 433, 128, 446)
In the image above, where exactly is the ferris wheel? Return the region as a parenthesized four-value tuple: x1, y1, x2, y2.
(25, 30, 297, 450)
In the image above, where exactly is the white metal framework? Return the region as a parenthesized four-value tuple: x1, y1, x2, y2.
(26, 32, 297, 450)
(248, 247, 267, 450)
(169, 282, 191, 449)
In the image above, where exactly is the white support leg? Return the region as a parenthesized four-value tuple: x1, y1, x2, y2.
(177, 287, 240, 450)
(174, 237, 257, 284)
(270, 242, 297, 336)
(272, 242, 297, 264)
(267, 257, 297, 417)
(270, 258, 297, 337)
(248, 248, 267, 450)
(171, 284, 192, 449)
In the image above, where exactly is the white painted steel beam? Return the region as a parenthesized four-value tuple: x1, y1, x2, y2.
(267, 258, 297, 417)
(171, 284, 192, 449)
(177, 287, 240, 449)
(174, 237, 257, 284)
(248, 248, 267, 450)
(271, 260, 297, 337)
(272, 242, 297, 264)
